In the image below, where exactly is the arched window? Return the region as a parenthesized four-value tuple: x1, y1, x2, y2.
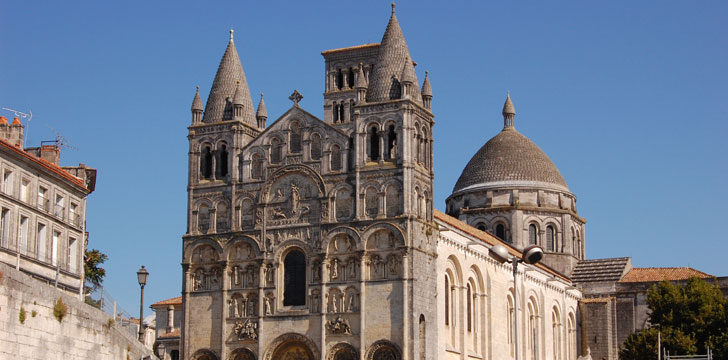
(331, 144, 342, 171)
(507, 294, 515, 356)
(198, 204, 210, 234)
(576, 230, 582, 259)
(216, 144, 228, 179)
(567, 313, 576, 360)
(368, 126, 380, 161)
(216, 202, 229, 232)
(241, 199, 254, 228)
(339, 104, 345, 122)
(347, 67, 355, 88)
(421, 126, 428, 168)
(200, 146, 212, 179)
(310, 133, 322, 160)
(466, 283, 472, 332)
(283, 249, 306, 306)
(386, 125, 397, 160)
(332, 102, 339, 123)
(528, 298, 540, 360)
(444, 275, 450, 326)
(270, 138, 282, 164)
(336, 69, 344, 90)
(289, 122, 302, 153)
(251, 153, 263, 179)
(552, 307, 561, 360)
(546, 225, 555, 251)
(529, 224, 538, 245)
(476, 223, 486, 231)
(496, 223, 506, 241)
(419, 315, 426, 360)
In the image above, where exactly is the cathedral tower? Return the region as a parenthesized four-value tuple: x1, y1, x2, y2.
(181, 6, 438, 360)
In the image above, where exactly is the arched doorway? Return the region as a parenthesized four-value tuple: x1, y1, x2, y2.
(264, 333, 319, 360)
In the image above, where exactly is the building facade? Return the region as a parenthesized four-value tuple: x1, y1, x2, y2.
(180, 5, 581, 360)
(0, 115, 96, 296)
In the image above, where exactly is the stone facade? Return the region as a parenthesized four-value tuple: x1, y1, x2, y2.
(0, 115, 96, 296)
(180, 5, 582, 360)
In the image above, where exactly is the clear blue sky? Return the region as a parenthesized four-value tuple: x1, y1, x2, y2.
(1, 1, 726, 317)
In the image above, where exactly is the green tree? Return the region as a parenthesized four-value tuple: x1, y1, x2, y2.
(84, 248, 108, 293)
(619, 277, 728, 359)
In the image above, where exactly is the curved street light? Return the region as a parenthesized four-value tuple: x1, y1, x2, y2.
(489, 244, 544, 360)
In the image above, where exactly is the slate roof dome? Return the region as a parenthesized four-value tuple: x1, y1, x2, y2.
(452, 95, 569, 193)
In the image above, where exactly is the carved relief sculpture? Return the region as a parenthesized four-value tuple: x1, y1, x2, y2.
(326, 316, 352, 335)
(234, 319, 258, 340)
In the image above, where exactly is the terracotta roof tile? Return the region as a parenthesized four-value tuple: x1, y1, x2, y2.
(151, 296, 182, 307)
(434, 209, 570, 281)
(619, 267, 712, 283)
(0, 138, 89, 192)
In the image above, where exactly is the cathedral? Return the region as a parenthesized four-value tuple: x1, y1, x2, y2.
(179, 5, 582, 360)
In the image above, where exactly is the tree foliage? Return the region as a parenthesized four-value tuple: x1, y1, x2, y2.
(619, 277, 728, 359)
(84, 248, 108, 293)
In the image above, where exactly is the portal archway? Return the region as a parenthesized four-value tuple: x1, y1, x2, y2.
(263, 333, 319, 360)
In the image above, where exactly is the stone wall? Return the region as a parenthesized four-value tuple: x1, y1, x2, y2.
(0, 262, 156, 360)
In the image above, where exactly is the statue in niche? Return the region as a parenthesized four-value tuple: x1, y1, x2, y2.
(210, 268, 221, 289)
(231, 266, 240, 286)
(229, 298, 237, 317)
(237, 296, 247, 318)
(390, 139, 397, 159)
(346, 292, 356, 312)
(264, 264, 275, 285)
(248, 296, 257, 316)
(371, 256, 384, 278)
(389, 233, 396, 248)
(347, 259, 357, 279)
(330, 258, 339, 280)
(312, 261, 322, 282)
(264, 296, 273, 315)
(290, 183, 301, 214)
(311, 291, 321, 313)
(234, 319, 257, 340)
(246, 265, 256, 287)
(326, 316, 351, 335)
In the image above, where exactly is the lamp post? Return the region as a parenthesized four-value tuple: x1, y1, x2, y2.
(156, 342, 166, 360)
(488, 244, 544, 360)
(137, 265, 149, 343)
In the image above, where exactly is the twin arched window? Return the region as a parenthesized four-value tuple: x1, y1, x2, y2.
(546, 225, 555, 251)
(270, 138, 283, 164)
(290, 123, 302, 153)
(529, 224, 538, 245)
(310, 133, 322, 160)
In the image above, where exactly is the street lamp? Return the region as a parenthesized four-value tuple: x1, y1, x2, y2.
(156, 342, 166, 359)
(137, 265, 149, 343)
(489, 244, 544, 360)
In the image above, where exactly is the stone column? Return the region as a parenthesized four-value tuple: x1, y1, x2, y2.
(359, 253, 368, 360)
(220, 261, 229, 360)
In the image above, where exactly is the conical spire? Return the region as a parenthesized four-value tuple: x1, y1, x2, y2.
(191, 86, 203, 111)
(256, 93, 267, 119)
(366, 4, 421, 103)
(355, 63, 367, 89)
(401, 56, 416, 85)
(421, 71, 432, 97)
(202, 29, 256, 125)
(502, 92, 515, 129)
(233, 80, 245, 106)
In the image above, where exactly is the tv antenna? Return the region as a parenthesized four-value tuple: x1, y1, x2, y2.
(1, 107, 33, 140)
(43, 124, 77, 151)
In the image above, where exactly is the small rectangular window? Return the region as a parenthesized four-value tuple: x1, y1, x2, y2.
(52, 231, 60, 266)
(69, 203, 78, 226)
(38, 187, 48, 211)
(19, 216, 29, 255)
(68, 237, 77, 273)
(0, 208, 9, 249)
(3, 170, 13, 195)
(55, 194, 65, 219)
(20, 179, 30, 202)
(37, 223, 46, 261)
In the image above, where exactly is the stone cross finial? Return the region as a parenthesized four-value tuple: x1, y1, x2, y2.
(289, 90, 303, 106)
(229, 28, 234, 41)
